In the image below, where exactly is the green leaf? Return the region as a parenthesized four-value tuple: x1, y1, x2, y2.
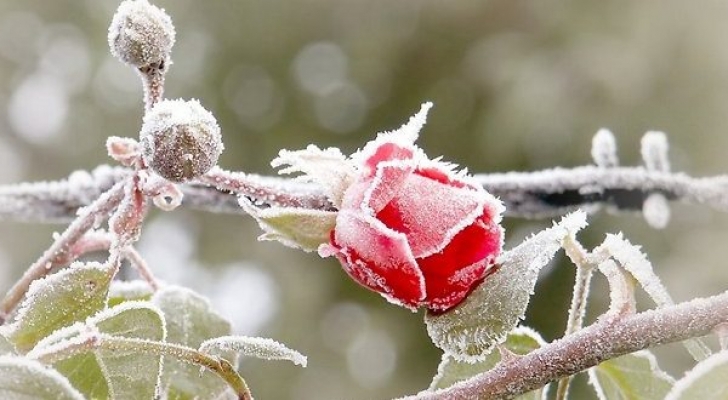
(200, 336, 307, 367)
(430, 327, 547, 399)
(37, 302, 166, 400)
(239, 197, 337, 252)
(0, 333, 15, 355)
(152, 286, 235, 400)
(107, 280, 154, 308)
(7, 262, 113, 352)
(589, 350, 674, 400)
(665, 349, 728, 400)
(425, 212, 587, 361)
(0, 355, 85, 400)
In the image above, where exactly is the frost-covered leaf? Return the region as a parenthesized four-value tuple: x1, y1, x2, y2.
(152, 286, 235, 399)
(107, 280, 154, 307)
(0, 333, 14, 355)
(597, 234, 711, 361)
(36, 302, 165, 400)
(425, 211, 587, 361)
(430, 326, 547, 399)
(588, 350, 674, 400)
(239, 197, 337, 252)
(200, 336, 307, 367)
(7, 262, 113, 352)
(665, 350, 728, 400)
(0, 355, 85, 400)
(272, 145, 355, 207)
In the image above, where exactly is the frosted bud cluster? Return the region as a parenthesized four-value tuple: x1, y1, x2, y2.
(108, 0, 176, 70)
(140, 99, 223, 182)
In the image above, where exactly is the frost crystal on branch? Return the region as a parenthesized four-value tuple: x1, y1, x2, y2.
(591, 129, 619, 168)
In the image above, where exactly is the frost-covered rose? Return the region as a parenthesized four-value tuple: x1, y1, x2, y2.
(243, 103, 504, 312)
(318, 104, 504, 312)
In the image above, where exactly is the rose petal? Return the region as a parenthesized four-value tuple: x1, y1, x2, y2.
(417, 210, 503, 311)
(360, 141, 415, 178)
(375, 173, 484, 257)
(362, 159, 415, 213)
(328, 210, 425, 308)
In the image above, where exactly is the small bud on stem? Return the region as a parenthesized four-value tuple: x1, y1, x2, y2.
(140, 99, 224, 182)
(108, 0, 176, 109)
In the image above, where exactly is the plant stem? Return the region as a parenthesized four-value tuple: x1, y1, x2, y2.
(400, 290, 728, 400)
(3, 165, 728, 222)
(0, 179, 127, 324)
(554, 237, 595, 400)
(31, 334, 252, 400)
(198, 166, 333, 210)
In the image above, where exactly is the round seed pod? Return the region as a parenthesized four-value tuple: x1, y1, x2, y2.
(140, 99, 223, 182)
(108, 0, 176, 70)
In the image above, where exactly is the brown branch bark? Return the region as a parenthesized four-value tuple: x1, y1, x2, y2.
(400, 291, 728, 400)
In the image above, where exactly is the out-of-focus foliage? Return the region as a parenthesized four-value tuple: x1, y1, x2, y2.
(2, 1, 728, 398)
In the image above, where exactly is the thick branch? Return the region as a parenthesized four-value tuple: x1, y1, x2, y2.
(400, 290, 728, 400)
(1, 165, 728, 222)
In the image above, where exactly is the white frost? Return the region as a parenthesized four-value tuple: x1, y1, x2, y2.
(641, 131, 670, 172)
(199, 335, 307, 367)
(591, 129, 619, 168)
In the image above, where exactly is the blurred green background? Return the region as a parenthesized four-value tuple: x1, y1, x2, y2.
(2, 0, 728, 399)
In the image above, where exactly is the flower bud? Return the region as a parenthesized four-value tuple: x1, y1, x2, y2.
(140, 99, 223, 182)
(108, 0, 176, 70)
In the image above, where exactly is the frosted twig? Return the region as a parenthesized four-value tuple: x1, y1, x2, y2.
(555, 236, 594, 400)
(196, 166, 334, 210)
(0, 179, 127, 325)
(400, 290, 728, 400)
(476, 166, 728, 218)
(2, 165, 728, 223)
(45, 230, 159, 291)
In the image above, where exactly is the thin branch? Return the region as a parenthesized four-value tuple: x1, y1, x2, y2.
(1, 165, 727, 223)
(0, 179, 127, 324)
(555, 236, 595, 400)
(400, 290, 728, 400)
(476, 166, 728, 218)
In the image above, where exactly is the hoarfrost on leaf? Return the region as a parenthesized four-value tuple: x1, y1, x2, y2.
(6, 261, 112, 352)
(239, 196, 337, 252)
(272, 145, 355, 207)
(429, 326, 547, 400)
(425, 211, 587, 361)
(665, 349, 728, 400)
(0, 333, 14, 355)
(588, 350, 674, 400)
(30, 302, 166, 400)
(108, 279, 154, 307)
(0, 355, 85, 400)
(151, 286, 235, 399)
(596, 234, 711, 360)
(200, 336, 307, 367)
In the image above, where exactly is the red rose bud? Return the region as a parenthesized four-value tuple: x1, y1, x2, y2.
(319, 103, 504, 312)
